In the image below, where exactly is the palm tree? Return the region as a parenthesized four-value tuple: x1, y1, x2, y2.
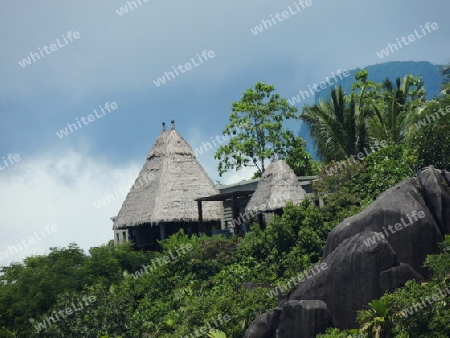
(301, 72, 426, 163)
(301, 86, 365, 162)
(351, 70, 375, 154)
(369, 74, 425, 144)
(357, 298, 392, 338)
(441, 64, 450, 94)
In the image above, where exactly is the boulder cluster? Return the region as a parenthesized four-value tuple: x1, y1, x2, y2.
(245, 167, 450, 338)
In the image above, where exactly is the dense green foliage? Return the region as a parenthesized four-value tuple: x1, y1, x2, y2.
(406, 93, 450, 171)
(0, 200, 334, 337)
(0, 242, 153, 336)
(315, 142, 417, 226)
(1, 71, 449, 337)
(236, 200, 330, 282)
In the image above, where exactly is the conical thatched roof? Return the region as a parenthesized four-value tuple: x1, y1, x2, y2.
(113, 126, 220, 229)
(245, 160, 306, 213)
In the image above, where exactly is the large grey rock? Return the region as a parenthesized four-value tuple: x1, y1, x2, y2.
(244, 232, 425, 335)
(289, 232, 402, 328)
(380, 263, 424, 292)
(244, 308, 281, 338)
(244, 167, 450, 336)
(418, 167, 450, 235)
(322, 178, 443, 276)
(277, 300, 332, 338)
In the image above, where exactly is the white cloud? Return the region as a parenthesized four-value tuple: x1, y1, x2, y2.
(220, 166, 256, 186)
(0, 150, 141, 267)
(0, 146, 255, 267)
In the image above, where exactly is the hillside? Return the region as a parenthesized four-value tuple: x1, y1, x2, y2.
(315, 61, 443, 103)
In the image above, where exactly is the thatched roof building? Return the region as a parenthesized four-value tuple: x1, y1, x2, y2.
(113, 121, 221, 248)
(245, 159, 306, 214)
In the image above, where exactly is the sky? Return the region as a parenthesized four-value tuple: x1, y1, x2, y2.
(0, 0, 449, 266)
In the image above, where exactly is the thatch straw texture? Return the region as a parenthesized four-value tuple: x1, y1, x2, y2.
(245, 160, 306, 213)
(113, 129, 220, 229)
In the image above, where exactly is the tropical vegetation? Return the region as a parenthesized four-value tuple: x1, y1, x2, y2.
(0, 65, 449, 337)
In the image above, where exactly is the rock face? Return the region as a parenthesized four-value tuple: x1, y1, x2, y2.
(418, 167, 450, 235)
(277, 300, 332, 338)
(289, 232, 404, 328)
(244, 167, 450, 337)
(244, 309, 281, 338)
(244, 301, 331, 338)
(379, 263, 425, 292)
(322, 177, 442, 277)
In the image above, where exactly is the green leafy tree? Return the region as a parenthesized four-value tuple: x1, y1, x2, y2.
(285, 136, 318, 176)
(0, 242, 151, 337)
(215, 82, 299, 176)
(236, 200, 328, 280)
(0, 243, 89, 335)
(406, 92, 450, 170)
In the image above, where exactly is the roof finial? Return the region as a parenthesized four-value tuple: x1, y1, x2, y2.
(171, 119, 175, 130)
(162, 122, 166, 131)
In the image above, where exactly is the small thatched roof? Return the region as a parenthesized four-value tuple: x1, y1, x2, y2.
(245, 159, 306, 213)
(113, 123, 220, 229)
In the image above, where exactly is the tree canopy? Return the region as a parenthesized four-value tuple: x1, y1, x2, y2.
(301, 70, 428, 163)
(214, 82, 299, 176)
